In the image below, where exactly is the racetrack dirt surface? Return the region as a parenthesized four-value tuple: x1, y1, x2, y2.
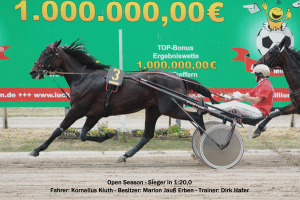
(1, 108, 300, 199)
(0, 150, 300, 200)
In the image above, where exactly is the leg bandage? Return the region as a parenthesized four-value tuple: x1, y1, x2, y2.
(125, 136, 149, 157)
(269, 109, 281, 118)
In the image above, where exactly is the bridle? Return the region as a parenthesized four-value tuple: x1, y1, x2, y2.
(261, 45, 282, 68)
(35, 44, 60, 75)
(262, 45, 300, 108)
(261, 45, 300, 72)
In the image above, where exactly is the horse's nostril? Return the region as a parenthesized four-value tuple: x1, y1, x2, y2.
(29, 70, 36, 75)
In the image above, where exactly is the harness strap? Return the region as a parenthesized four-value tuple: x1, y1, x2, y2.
(48, 70, 225, 99)
(106, 83, 118, 93)
(104, 84, 118, 117)
(49, 76, 71, 100)
(294, 90, 300, 96)
(289, 88, 300, 108)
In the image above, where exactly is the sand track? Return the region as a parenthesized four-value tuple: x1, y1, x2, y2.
(0, 150, 299, 199)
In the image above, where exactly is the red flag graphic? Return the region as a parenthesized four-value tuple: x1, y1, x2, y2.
(245, 56, 257, 73)
(0, 46, 10, 60)
(232, 48, 249, 63)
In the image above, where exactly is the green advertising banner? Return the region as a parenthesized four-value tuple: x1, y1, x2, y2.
(0, 0, 300, 107)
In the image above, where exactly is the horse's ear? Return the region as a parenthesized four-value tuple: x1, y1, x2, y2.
(279, 38, 286, 49)
(57, 39, 62, 46)
(53, 39, 62, 48)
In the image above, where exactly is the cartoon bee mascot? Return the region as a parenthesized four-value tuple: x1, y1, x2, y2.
(262, 2, 292, 30)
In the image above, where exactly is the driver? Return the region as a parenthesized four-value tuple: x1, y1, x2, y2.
(207, 64, 274, 138)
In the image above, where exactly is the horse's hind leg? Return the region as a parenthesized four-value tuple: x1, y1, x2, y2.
(117, 105, 161, 162)
(81, 117, 115, 143)
(29, 107, 84, 157)
(176, 111, 205, 134)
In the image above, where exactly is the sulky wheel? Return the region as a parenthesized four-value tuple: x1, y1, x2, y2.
(192, 121, 222, 159)
(199, 124, 244, 169)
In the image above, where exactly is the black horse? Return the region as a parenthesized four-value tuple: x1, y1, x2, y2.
(29, 39, 217, 161)
(253, 38, 300, 137)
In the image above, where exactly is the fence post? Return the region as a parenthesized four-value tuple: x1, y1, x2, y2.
(120, 115, 126, 132)
(3, 107, 8, 129)
(65, 107, 70, 116)
(248, 125, 253, 142)
(290, 114, 295, 127)
(119, 29, 126, 132)
(176, 119, 181, 127)
(175, 104, 185, 128)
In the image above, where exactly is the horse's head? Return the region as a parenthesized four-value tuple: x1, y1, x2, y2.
(254, 38, 288, 69)
(29, 40, 62, 79)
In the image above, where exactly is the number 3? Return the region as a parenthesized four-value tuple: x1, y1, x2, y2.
(112, 69, 120, 80)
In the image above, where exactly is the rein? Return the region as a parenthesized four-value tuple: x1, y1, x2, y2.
(127, 71, 225, 98)
(46, 70, 225, 99)
(42, 46, 225, 100)
(48, 75, 71, 100)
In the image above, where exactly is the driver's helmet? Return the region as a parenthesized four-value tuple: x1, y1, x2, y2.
(252, 64, 270, 77)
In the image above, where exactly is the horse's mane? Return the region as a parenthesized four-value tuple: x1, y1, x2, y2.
(61, 39, 110, 70)
(288, 47, 300, 64)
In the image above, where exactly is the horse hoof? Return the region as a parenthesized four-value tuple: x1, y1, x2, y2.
(252, 127, 266, 139)
(29, 150, 39, 157)
(80, 133, 87, 142)
(116, 155, 126, 163)
(252, 129, 261, 138)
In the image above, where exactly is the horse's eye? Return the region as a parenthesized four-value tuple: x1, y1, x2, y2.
(44, 52, 51, 56)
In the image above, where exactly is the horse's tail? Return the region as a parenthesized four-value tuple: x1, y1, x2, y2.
(182, 77, 219, 104)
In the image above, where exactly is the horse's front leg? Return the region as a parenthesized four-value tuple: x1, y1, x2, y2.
(80, 117, 115, 143)
(117, 105, 161, 162)
(29, 107, 84, 156)
(253, 103, 297, 138)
